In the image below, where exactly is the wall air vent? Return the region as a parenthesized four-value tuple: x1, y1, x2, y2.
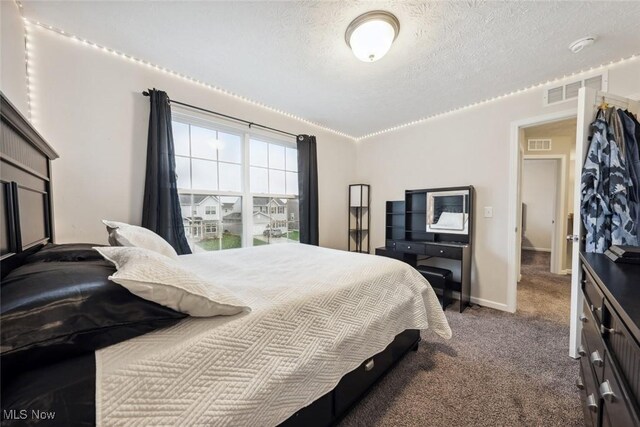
(543, 71, 608, 106)
(528, 138, 552, 151)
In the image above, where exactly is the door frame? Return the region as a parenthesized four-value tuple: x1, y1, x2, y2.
(521, 155, 567, 275)
(507, 108, 577, 313)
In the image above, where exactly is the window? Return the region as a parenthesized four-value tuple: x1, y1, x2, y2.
(249, 138, 299, 244)
(173, 117, 299, 251)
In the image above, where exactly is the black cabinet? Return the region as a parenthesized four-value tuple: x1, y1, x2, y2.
(577, 253, 640, 427)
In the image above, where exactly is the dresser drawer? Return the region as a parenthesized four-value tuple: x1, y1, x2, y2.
(395, 241, 425, 255)
(424, 244, 462, 259)
(602, 299, 640, 409)
(581, 296, 605, 383)
(579, 343, 600, 427)
(582, 266, 604, 324)
(600, 352, 640, 427)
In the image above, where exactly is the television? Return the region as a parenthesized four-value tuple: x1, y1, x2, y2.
(426, 189, 470, 235)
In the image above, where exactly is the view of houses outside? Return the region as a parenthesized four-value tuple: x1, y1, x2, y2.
(174, 119, 299, 252)
(179, 194, 299, 252)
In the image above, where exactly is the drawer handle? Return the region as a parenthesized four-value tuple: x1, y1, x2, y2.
(579, 313, 588, 323)
(575, 378, 584, 390)
(586, 394, 598, 412)
(364, 359, 375, 372)
(600, 324, 615, 335)
(440, 250, 444, 254)
(590, 350, 604, 368)
(599, 380, 616, 402)
(578, 345, 587, 357)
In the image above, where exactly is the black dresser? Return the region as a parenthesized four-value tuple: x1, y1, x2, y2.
(578, 252, 640, 427)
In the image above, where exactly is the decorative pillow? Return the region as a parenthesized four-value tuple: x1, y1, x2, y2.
(102, 220, 179, 259)
(1, 260, 186, 375)
(94, 246, 249, 317)
(25, 242, 106, 263)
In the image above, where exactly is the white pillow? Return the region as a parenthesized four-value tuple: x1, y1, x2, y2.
(94, 246, 249, 317)
(434, 212, 465, 229)
(102, 220, 179, 260)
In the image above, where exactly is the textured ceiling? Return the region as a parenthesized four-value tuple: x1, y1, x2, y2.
(525, 118, 578, 138)
(21, 1, 640, 138)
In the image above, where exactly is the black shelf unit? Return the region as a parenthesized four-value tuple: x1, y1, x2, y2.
(377, 186, 474, 312)
(385, 201, 406, 242)
(349, 184, 370, 253)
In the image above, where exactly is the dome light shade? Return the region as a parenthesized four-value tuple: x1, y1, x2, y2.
(346, 11, 400, 63)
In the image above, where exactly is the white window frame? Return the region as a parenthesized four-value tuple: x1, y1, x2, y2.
(172, 108, 298, 248)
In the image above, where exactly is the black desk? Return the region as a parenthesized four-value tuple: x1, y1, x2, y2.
(376, 240, 471, 312)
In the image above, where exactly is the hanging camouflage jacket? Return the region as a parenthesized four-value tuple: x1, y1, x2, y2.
(580, 110, 638, 253)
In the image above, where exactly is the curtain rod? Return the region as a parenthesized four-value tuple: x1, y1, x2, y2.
(142, 91, 298, 138)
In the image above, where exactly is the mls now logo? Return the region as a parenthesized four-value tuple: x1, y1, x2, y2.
(3, 409, 56, 420)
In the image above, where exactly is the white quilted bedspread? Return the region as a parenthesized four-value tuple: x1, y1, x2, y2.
(96, 244, 451, 427)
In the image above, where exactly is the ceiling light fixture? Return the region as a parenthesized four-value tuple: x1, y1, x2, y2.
(345, 11, 400, 63)
(569, 36, 596, 54)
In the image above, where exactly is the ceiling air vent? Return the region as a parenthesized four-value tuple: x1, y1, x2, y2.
(528, 138, 552, 151)
(543, 71, 608, 106)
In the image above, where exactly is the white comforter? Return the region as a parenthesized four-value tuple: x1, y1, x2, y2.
(96, 244, 451, 427)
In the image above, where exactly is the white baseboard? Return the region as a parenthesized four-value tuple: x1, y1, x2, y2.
(562, 269, 572, 275)
(522, 246, 551, 252)
(434, 290, 510, 313)
(470, 296, 509, 312)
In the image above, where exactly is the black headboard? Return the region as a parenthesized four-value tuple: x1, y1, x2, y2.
(1, 92, 58, 277)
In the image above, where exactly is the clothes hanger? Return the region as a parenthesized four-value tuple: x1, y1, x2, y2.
(599, 96, 610, 110)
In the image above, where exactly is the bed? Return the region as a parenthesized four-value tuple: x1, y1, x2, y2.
(0, 93, 451, 426)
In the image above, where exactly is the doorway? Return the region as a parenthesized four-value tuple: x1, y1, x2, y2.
(521, 157, 561, 271)
(516, 118, 576, 319)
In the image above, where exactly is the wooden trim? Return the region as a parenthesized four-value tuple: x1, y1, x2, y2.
(1, 154, 51, 181)
(1, 93, 57, 277)
(0, 92, 58, 160)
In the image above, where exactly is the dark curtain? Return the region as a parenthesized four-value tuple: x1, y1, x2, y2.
(297, 134, 319, 245)
(141, 89, 191, 254)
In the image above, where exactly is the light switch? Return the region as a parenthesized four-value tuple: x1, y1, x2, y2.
(484, 207, 493, 218)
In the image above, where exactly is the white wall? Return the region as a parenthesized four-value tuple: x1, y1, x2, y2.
(1, 0, 29, 117)
(356, 59, 640, 310)
(521, 159, 557, 251)
(523, 125, 577, 270)
(29, 26, 357, 250)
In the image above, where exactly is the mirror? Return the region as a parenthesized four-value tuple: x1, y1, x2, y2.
(426, 189, 470, 235)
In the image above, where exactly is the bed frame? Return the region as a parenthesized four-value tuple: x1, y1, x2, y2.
(0, 91, 421, 426)
(0, 92, 58, 278)
(280, 329, 420, 426)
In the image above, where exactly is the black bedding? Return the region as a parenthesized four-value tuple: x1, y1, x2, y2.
(0, 244, 185, 426)
(1, 354, 95, 426)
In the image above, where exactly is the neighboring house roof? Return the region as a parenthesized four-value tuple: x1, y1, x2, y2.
(179, 194, 219, 205)
(253, 197, 289, 207)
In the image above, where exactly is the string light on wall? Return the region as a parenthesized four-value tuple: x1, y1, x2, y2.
(355, 53, 639, 141)
(21, 18, 357, 141)
(18, 14, 639, 143)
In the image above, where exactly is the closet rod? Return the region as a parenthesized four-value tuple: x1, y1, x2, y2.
(142, 91, 298, 138)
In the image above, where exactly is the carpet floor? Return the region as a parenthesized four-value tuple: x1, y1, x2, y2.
(339, 250, 582, 427)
